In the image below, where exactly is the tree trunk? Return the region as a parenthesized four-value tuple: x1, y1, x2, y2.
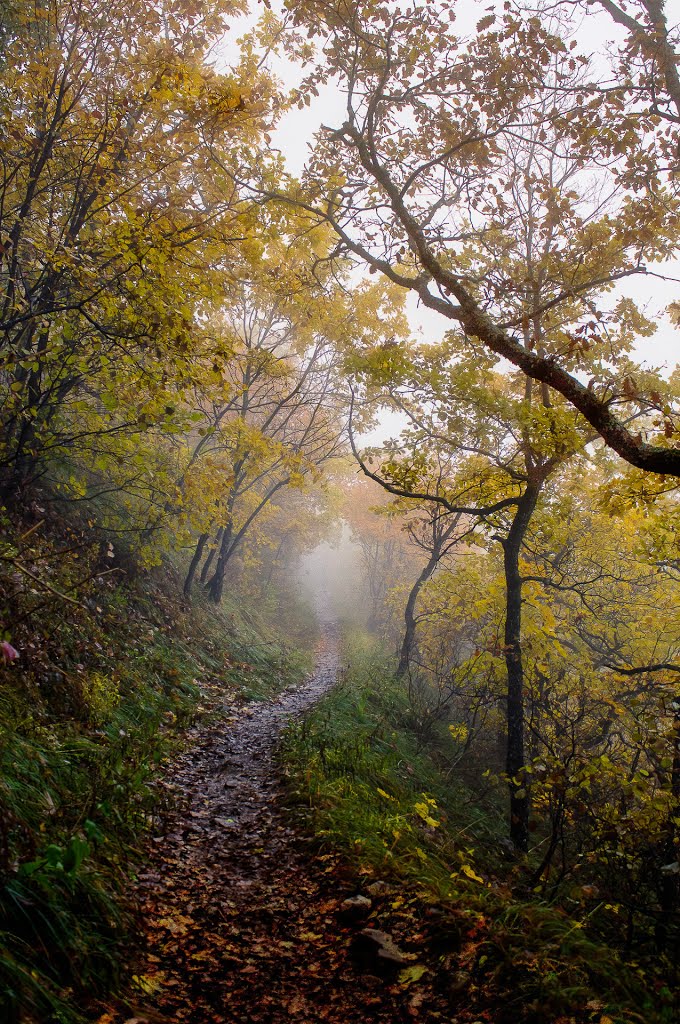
(502, 481, 540, 853)
(200, 526, 224, 584)
(656, 698, 680, 949)
(183, 532, 209, 598)
(207, 524, 233, 604)
(396, 548, 442, 679)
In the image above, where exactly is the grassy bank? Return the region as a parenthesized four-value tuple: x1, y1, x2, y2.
(0, 512, 311, 1023)
(281, 629, 674, 1024)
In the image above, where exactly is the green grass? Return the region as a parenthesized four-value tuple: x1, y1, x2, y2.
(0, 636, 199, 1022)
(283, 631, 502, 896)
(281, 628, 676, 1024)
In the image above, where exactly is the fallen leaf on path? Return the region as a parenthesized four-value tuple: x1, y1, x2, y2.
(399, 964, 428, 987)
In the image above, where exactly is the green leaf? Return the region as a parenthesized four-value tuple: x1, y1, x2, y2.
(399, 964, 427, 987)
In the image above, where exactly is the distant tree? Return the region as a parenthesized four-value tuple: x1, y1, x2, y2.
(179, 282, 347, 603)
(340, 474, 419, 634)
(395, 506, 465, 680)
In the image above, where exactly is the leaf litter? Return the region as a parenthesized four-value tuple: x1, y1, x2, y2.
(89, 620, 554, 1024)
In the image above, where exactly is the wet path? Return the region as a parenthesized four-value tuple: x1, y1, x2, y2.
(93, 617, 468, 1024)
(156, 616, 341, 893)
(92, 617, 642, 1024)
(101, 619, 417, 1024)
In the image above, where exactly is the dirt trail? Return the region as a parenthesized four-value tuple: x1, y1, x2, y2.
(107, 618, 424, 1024)
(160, 614, 341, 884)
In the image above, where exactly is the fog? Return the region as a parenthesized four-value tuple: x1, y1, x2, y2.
(295, 521, 370, 627)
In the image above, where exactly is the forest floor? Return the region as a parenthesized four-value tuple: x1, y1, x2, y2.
(87, 614, 664, 1024)
(93, 616, 459, 1024)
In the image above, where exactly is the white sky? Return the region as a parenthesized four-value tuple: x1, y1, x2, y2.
(216, 2, 679, 446)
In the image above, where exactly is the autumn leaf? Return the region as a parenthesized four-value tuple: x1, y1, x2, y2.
(399, 964, 428, 987)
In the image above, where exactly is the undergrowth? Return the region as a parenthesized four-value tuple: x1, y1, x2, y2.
(281, 628, 675, 1024)
(0, 509, 309, 1023)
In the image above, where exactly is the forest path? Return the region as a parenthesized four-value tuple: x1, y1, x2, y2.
(105, 616, 423, 1024)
